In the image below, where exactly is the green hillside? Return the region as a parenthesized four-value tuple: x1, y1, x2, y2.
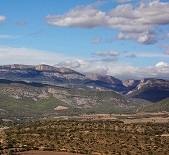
(0, 81, 151, 119)
(139, 98, 169, 112)
(0, 93, 78, 118)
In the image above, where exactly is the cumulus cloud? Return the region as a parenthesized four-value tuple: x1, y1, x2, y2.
(46, 2, 108, 28)
(156, 61, 168, 67)
(0, 16, 6, 22)
(108, 62, 169, 80)
(46, 1, 169, 44)
(137, 31, 157, 44)
(92, 51, 120, 57)
(92, 37, 102, 44)
(55, 59, 109, 75)
(118, 31, 157, 44)
(108, 1, 169, 35)
(55, 59, 169, 80)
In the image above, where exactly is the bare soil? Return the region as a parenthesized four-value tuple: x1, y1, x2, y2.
(58, 112, 169, 124)
(16, 151, 86, 155)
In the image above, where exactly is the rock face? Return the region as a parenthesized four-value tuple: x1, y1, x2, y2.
(36, 64, 54, 71)
(122, 79, 139, 88)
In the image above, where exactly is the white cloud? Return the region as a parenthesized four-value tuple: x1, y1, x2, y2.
(108, 1, 169, 33)
(46, 2, 108, 28)
(55, 59, 169, 80)
(0, 16, 6, 22)
(137, 31, 157, 44)
(108, 63, 169, 80)
(0, 46, 72, 65)
(118, 31, 157, 44)
(92, 51, 120, 57)
(46, 1, 169, 44)
(55, 59, 109, 75)
(156, 61, 167, 67)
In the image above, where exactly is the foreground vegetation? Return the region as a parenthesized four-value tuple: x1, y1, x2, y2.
(0, 120, 169, 155)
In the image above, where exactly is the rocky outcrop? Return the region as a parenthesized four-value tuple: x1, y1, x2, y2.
(36, 64, 55, 71)
(122, 79, 139, 88)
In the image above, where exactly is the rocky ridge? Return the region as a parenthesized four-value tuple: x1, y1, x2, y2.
(0, 64, 169, 102)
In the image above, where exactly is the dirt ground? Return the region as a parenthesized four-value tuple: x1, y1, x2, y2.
(122, 116, 169, 124)
(17, 151, 86, 155)
(58, 112, 169, 124)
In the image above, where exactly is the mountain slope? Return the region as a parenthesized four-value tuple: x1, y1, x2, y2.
(0, 80, 151, 117)
(127, 78, 169, 102)
(139, 98, 169, 112)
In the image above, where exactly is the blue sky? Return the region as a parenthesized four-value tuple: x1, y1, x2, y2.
(0, 0, 169, 79)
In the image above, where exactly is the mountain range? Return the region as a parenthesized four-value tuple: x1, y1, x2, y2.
(0, 64, 169, 118)
(0, 64, 169, 101)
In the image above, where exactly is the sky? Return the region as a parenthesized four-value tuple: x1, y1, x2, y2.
(0, 0, 169, 80)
